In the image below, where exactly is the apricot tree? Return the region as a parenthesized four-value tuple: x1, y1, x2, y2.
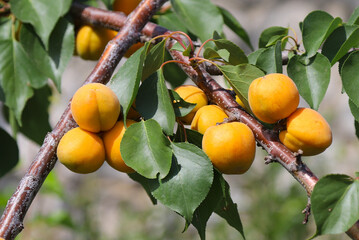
(0, 0, 359, 239)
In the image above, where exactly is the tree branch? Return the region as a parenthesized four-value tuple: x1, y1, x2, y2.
(0, 1, 167, 239)
(69, 4, 359, 239)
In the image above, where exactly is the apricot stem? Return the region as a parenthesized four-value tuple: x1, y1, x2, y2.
(195, 38, 215, 58)
(160, 60, 189, 69)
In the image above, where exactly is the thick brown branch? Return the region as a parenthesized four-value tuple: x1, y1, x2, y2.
(0, 1, 167, 239)
(68, 5, 359, 239)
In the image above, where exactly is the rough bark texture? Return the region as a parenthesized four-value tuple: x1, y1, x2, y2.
(0, 0, 167, 239)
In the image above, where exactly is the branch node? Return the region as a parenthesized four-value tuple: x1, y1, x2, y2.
(264, 155, 277, 164)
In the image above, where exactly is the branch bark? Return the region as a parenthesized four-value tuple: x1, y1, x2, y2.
(0, 0, 167, 239)
(67, 3, 359, 239)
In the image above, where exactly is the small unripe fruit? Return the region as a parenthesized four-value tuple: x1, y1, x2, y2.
(248, 73, 299, 124)
(113, 0, 141, 15)
(202, 122, 256, 174)
(76, 25, 117, 60)
(57, 127, 105, 174)
(71, 83, 121, 133)
(191, 105, 228, 135)
(279, 108, 332, 156)
(103, 120, 137, 173)
(174, 85, 208, 124)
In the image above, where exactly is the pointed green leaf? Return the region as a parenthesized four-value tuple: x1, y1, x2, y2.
(312, 174, 359, 236)
(219, 64, 264, 110)
(151, 142, 213, 222)
(355, 120, 359, 140)
(215, 172, 245, 239)
(203, 47, 221, 60)
(170, 0, 223, 42)
(341, 51, 359, 107)
(0, 39, 48, 123)
(109, 43, 147, 125)
(248, 48, 266, 65)
(287, 53, 331, 110)
(256, 40, 282, 74)
(302, 11, 342, 57)
(0, 17, 12, 40)
(349, 99, 359, 122)
(128, 172, 158, 205)
(136, 70, 176, 135)
(169, 90, 196, 117)
(163, 50, 188, 88)
(173, 126, 203, 149)
(217, 6, 253, 50)
(11, 0, 72, 49)
(157, 12, 188, 33)
(322, 25, 359, 65)
(213, 39, 248, 65)
(20, 18, 74, 91)
(121, 119, 172, 179)
(258, 26, 288, 48)
(142, 40, 166, 81)
(348, 6, 359, 25)
(0, 128, 19, 177)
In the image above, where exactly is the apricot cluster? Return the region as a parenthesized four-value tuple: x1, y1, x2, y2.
(57, 83, 135, 174)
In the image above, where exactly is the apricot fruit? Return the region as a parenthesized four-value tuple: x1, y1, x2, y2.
(202, 122, 256, 174)
(57, 127, 105, 174)
(174, 85, 208, 124)
(191, 105, 228, 135)
(103, 120, 137, 173)
(279, 108, 332, 156)
(76, 25, 117, 60)
(71, 83, 121, 133)
(113, 0, 141, 15)
(248, 73, 299, 124)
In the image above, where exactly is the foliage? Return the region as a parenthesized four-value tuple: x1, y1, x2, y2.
(1, 0, 359, 239)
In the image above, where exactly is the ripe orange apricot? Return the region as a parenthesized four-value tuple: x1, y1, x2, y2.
(71, 83, 121, 133)
(103, 120, 137, 173)
(174, 85, 208, 124)
(57, 127, 105, 174)
(279, 108, 332, 156)
(248, 73, 299, 124)
(76, 25, 117, 60)
(202, 122, 256, 174)
(113, 0, 141, 15)
(191, 105, 228, 135)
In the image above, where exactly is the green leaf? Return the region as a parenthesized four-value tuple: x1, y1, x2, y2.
(170, 0, 224, 42)
(0, 128, 19, 177)
(349, 99, 359, 122)
(215, 172, 245, 239)
(348, 6, 359, 25)
(169, 90, 196, 117)
(136, 71, 176, 135)
(341, 51, 359, 107)
(0, 39, 47, 124)
(219, 64, 264, 110)
(163, 50, 188, 88)
(217, 7, 253, 50)
(322, 25, 359, 65)
(258, 26, 288, 48)
(302, 11, 342, 57)
(191, 171, 223, 239)
(212, 39, 248, 65)
(20, 18, 74, 91)
(142, 40, 166, 81)
(287, 53, 331, 110)
(256, 40, 283, 74)
(312, 174, 359, 236)
(11, 0, 72, 49)
(109, 43, 147, 125)
(121, 119, 172, 179)
(355, 120, 359, 140)
(157, 12, 188, 33)
(0, 17, 12, 40)
(151, 142, 213, 223)
(203, 47, 221, 60)
(247, 48, 266, 65)
(128, 172, 158, 205)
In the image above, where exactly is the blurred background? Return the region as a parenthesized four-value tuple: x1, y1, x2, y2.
(1, 0, 359, 239)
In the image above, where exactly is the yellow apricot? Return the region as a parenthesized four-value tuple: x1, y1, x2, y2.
(71, 83, 121, 133)
(191, 105, 228, 135)
(174, 85, 208, 124)
(57, 127, 105, 174)
(248, 73, 299, 124)
(113, 0, 141, 15)
(202, 122, 256, 174)
(76, 25, 117, 60)
(279, 108, 332, 156)
(103, 120, 137, 173)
